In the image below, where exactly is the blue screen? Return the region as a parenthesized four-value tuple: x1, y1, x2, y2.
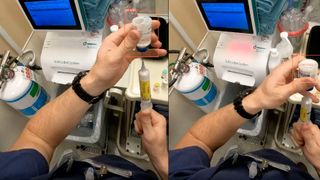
(25, 0, 77, 26)
(201, 3, 249, 30)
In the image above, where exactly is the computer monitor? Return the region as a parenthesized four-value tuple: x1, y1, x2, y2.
(18, 0, 86, 31)
(195, 0, 257, 35)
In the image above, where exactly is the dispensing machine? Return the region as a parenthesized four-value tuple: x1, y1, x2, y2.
(195, 0, 276, 87)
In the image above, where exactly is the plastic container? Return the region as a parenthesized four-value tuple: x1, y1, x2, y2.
(278, 22, 309, 52)
(298, 59, 318, 91)
(0, 66, 49, 117)
(132, 16, 152, 52)
(268, 48, 281, 73)
(174, 62, 218, 113)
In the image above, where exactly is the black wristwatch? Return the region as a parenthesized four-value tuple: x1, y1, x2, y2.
(72, 71, 104, 104)
(233, 88, 262, 119)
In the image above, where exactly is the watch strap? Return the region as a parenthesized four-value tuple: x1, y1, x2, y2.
(233, 89, 262, 119)
(72, 71, 104, 104)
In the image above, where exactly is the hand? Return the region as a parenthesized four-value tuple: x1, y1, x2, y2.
(291, 122, 320, 171)
(134, 109, 168, 179)
(243, 56, 320, 114)
(81, 21, 167, 96)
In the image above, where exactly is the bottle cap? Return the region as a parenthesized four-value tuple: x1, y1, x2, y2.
(110, 25, 119, 33)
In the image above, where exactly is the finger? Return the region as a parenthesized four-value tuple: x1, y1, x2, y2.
(290, 127, 304, 146)
(151, 20, 161, 30)
(301, 124, 315, 140)
(314, 79, 320, 92)
(139, 109, 153, 134)
(105, 20, 160, 46)
(300, 91, 319, 103)
(116, 30, 140, 55)
(151, 33, 159, 44)
(151, 110, 167, 127)
(151, 41, 162, 49)
(105, 23, 135, 46)
(309, 124, 320, 138)
(301, 124, 320, 150)
(282, 77, 317, 97)
(134, 120, 142, 135)
(155, 49, 167, 57)
(273, 55, 304, 77)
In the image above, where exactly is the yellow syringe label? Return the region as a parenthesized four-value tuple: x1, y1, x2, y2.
(139, 80, 151, 101)
(300, 107, 309, 123)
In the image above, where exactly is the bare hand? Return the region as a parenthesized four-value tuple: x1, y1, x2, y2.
(243, 56, 320, 114)
(291, 122, 320, 171)
(82, 20, 167, 96)
(134, 109, 168, 179)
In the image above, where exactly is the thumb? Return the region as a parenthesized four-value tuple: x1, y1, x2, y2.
(139, 109, 153, 134)
(116, 30, 140, 55)
(301, 124, 315, 142)
(282, 77, 317, 97)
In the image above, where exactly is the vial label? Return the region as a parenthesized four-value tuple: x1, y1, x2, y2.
(299, 71, 317, 79)
(139, 80, 151, 101)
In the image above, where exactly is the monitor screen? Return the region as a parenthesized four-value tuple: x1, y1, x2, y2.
(197, 0, 254, 34)
(18, 0, 83, 30)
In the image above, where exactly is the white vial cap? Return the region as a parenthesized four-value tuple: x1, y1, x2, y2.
(110, 25, 119, 33)
(132, 16, 152, 30)
(280, 32, 288, 39)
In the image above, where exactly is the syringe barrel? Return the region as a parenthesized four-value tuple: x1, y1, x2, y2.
(299, 96, 312, 123)
(139, 64, 151, 103)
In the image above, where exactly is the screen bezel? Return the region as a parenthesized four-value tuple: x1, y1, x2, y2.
(18, 0, 83, 30)
(196, 0, 254, 34)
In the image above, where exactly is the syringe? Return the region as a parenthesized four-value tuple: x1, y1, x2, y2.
(299, 95, 312, 123)
(139, 60, 152, 110)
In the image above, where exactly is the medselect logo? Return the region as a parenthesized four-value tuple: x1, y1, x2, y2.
(83, 41, 97, 48)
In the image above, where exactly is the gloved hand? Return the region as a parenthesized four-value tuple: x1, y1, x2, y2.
(81, 20, 167, 96)
(291, 122, 320, 172)
(134, 109, 168, 179)
(242, 56, 320, 115)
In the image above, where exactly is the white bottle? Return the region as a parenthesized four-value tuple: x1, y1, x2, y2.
(268, 48, 282, 73)
(298, 59, 318, 91)
(276, 32, 294, 59)
(132, 16, 152, 52)
(299, 96, 312, 123)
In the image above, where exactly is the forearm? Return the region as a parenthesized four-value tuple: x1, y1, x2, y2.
(175, 94, 261, 158)
(150, 151, 168, 180)
(10, 72, 106, 162)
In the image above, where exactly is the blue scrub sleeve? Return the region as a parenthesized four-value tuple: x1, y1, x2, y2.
(169, 146, 211, 180)
(0, 149, 49, 180)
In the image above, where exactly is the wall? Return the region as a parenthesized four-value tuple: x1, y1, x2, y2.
(168, 0, 207, 63)
(0, 0, 32, 52)
(0, 36, 17, 56)
(0, 0, 32, 151)
(156, 0, 168, 14)
(169, 0, 207, 48)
